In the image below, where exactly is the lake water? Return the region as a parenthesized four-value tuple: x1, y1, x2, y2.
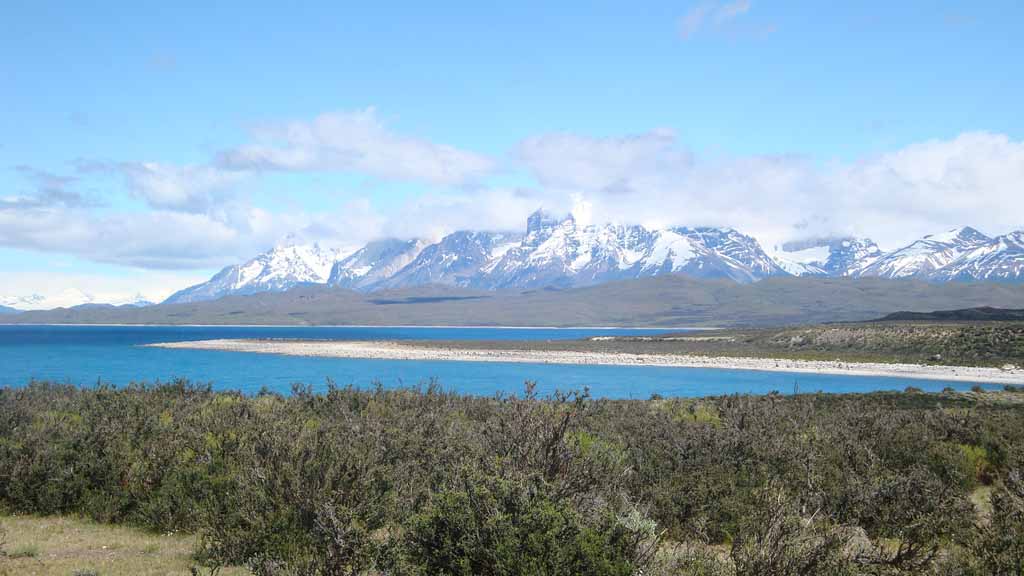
(0, 325, 999, 398)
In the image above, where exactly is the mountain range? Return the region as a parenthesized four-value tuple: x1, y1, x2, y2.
(4, 213, 1021, 312)
(0, 289, 153, 312)
(163, 211, 790, 304)
(6, 276, 1024, 328)
(161, 213, 1024, 305)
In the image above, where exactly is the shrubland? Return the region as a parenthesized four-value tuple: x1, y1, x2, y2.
(1, 380, 1023, 575)
(423, 321, 1024, 367)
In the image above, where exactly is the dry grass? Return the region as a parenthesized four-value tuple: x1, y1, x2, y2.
(969, 485, 995, 521)
(0, 514, 250, 576)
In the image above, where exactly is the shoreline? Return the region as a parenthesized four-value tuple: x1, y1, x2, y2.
(145, 339, 1024, 385)
(0, 323, 712, 330)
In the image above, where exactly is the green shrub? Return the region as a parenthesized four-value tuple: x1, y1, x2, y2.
(966, 469, 1024, 574)
(405, 474, 645, 576)
(2, 381, 1023, 573)
(730, 483, 853, 576)
(958, 444, 994, 487)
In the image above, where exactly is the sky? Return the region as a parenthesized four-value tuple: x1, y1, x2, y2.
(2, 0, 1023, 303)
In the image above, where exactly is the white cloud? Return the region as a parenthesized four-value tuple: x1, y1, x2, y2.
(518, 128, 689, 193)
(680, 0, 754, 38)
(717, 0, 751, 21)
(7, 165, 97, 208)
(120, 162, 245, 213)
(381, 187, 544, 241)
(0, 201, 289, 270)
(514, 130, 1024, 251)
(4, 111, 1023, 299)
(217, 109, 495, 186)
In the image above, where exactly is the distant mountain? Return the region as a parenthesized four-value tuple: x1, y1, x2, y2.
(170, 212, 785, 302)
(378, 231, 523, 289)
(1, 288, 97, 310)
(855, 227, 993, 280)
(876, 306, 1024, 322)
(0, 304, 20, 315)
(931, 231, 1024, 283)
(8, 276, 1024, 328)
(159, 220, 1024, 306)
(327, 238, 429, 290)
(165, 241, 349, 304)
(774, 237, 882, 277)
(0, 289, 153, 311)
(71, 298, 154, 310)
(469, 212, 784, 289)
(474, 214, 654, 289)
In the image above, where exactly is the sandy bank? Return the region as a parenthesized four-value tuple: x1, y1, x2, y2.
(144, 339, 1024, 385)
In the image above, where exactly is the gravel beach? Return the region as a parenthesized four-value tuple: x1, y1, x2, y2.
(146, 339, 1024, 385)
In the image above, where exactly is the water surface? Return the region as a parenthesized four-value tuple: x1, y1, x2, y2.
(0, 325, 999, 398)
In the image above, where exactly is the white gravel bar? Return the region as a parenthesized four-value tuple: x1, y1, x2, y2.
(144, 339, 1024, 385)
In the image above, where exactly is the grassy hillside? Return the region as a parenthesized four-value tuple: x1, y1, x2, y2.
(5, 276, 1024, 327)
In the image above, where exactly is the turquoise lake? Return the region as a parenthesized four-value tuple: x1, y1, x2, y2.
(0, 325, 1000, 398)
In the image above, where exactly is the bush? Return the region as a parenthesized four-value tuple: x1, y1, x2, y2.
(967, 469, 1024, 574)
(2, 381, 1023, 573)
(0, 524, 7, 576)
(405, 474, 647, 576)
(729, 483, 853, 576)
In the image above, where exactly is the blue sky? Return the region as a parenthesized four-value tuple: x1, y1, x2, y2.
(2, 1, 1023, 302)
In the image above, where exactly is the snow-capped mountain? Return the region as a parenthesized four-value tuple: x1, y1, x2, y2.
(377, 231, 522, 289)
(0, 289, 153, 311)
(164, 211, 785, 302)
(164, 240, 350, 304)
(931, 231, 1024, 283)
(772, 238, 882, 277)
(1, 288, 96, 310)
(670, 227, 784, 283)
(106, 293, 156, 307)
(159, 220, 1024, 306)
(327, 239, 430, 290)
(472, 212, 783, 289)
(854, 227, 993, 280)
(477, 214, 658, 289)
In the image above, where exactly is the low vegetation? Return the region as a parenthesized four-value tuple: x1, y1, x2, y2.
(415, 321, 1024, 367)
(0, 514, 249, 576)
(2, 380, 1024, 574)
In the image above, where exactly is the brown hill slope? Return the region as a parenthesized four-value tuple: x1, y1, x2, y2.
(5, 276, 1024, 327)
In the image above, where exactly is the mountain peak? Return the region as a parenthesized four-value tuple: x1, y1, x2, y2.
(274, 232, 302, 249)
(162, 222, 1024, 306)
(164, 241, 347, 304)
(923, 226, 989, 244)
(526, 209, 571, 235)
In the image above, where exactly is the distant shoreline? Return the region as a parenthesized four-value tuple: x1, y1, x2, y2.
(145, 339, 1024, 385)
(0, 323, 713, 330)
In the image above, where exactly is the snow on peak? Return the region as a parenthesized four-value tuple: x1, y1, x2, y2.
(771, 237, 882, 277)
(923, 226, 989, 245)
(163, 222, 1024, 305)
(0, 288, 154, 311)
(164, 241, 355, 304)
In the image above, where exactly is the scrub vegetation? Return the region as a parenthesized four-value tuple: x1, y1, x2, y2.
(1, 380, 1024, 575)
(416, 321, 1024, 368)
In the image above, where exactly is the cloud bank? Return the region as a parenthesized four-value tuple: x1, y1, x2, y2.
(216, 109, 495, 186)
(3, 108, 1023, 280)
(514, 129, 1024, 250)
